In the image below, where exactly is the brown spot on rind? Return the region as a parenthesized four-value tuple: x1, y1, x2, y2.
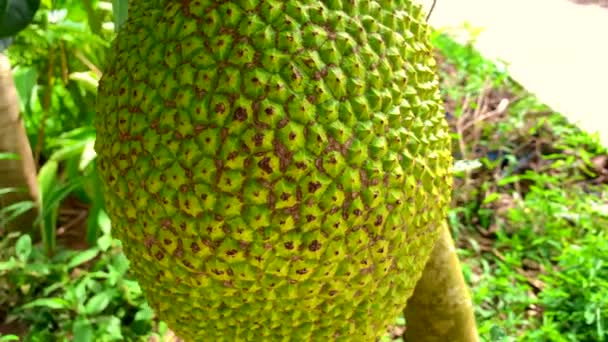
(277, 118, 289, 129)
(258, 157, 273, 174)
(234, 107, 248, 121)
(215, 103, 225, 113)
(174, 241, 184, 258)
(309, 240, 321, 251)
(308, 181, 321, 193)
(374, 215, 383, 226)
(254, 133, 264, 146)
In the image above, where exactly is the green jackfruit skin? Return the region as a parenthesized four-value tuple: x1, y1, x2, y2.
(95, 1, 452, 341)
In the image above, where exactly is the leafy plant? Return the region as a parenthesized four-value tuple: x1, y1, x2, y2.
(0, 223, 167, 341)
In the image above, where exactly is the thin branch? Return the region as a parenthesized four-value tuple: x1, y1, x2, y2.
(426, 0, 438, 22)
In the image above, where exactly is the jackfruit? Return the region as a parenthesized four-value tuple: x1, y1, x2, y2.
(94, 1, 453, 340)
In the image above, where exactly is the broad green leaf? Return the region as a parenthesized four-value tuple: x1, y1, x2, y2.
(15, 234, 32, 262)
(0, 258, 17, 271)
(134, 303, 154, 321)
(69, 71, 99, 93)
(24, 262, 51, 276)
(104, 316, 123, 339)
(483, 192, 501, 205)
(111, 252, 129, 276)
(36, 159, 61, 254)
(78, 138, 97, 170)
(84, 290, 114, 315)
(12, 66, 38, 113)
(20, 297, 71, 310)
(82, 0, 101, 34)
(67, 248, 99, 269)
(0, 152, 19, 160)
(0, 335, 19, 342)
(72, 318, 93, 342)
(37, 160, 58, 203)
(96, 234, 112, 251)
(112, 0, 128, 31)
(97, 208, 111, 235)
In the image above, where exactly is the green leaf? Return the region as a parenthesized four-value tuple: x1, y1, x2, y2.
(134, 303, 154, 321)
(105, 316, 123, 339)
(96, 234, 112, 251)
(24, 262, 51, 276)
(111, 253, 129, 275)
(82, 0, 101, 35)
(79, 138, 97, 170)
(112, 0, 128, 31)
(483, 192, 501, 205)
(0, 258, 18, 272)
(12, 66, 38, 113)
(0, 335, 20, 342)
(0, 152, 19, 160)
(69, 71, 99, 94)
(72, 318, 93, 342)
(15, 234, 32, 262)
(84, 290, 114, 315)
(0, 187, 25, 197)
(37, 160, 58, 204)
(97, 208, 111, 235)
(67, 248, 99, 269)
(0, 201, 35, 227)
(20, 297, 71, 310)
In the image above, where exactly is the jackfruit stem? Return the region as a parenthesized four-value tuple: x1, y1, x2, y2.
(403, 222, 479, 342)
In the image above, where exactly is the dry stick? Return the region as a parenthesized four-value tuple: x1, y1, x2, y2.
(403, 222, 479, 342)
(426, 0, 438, 22)
(34, 47, 55, 167)
(461, 97, 509, 132)
(59, 41, 69, 84)
(74, 50, 102, 78)
(0, 53, 39, 232)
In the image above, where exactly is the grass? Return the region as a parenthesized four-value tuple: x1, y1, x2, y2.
(1, 6, 607, 341)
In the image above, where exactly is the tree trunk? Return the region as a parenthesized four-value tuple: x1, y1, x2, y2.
(0, 52, 39, 232)
(403, 222, 479, 342)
